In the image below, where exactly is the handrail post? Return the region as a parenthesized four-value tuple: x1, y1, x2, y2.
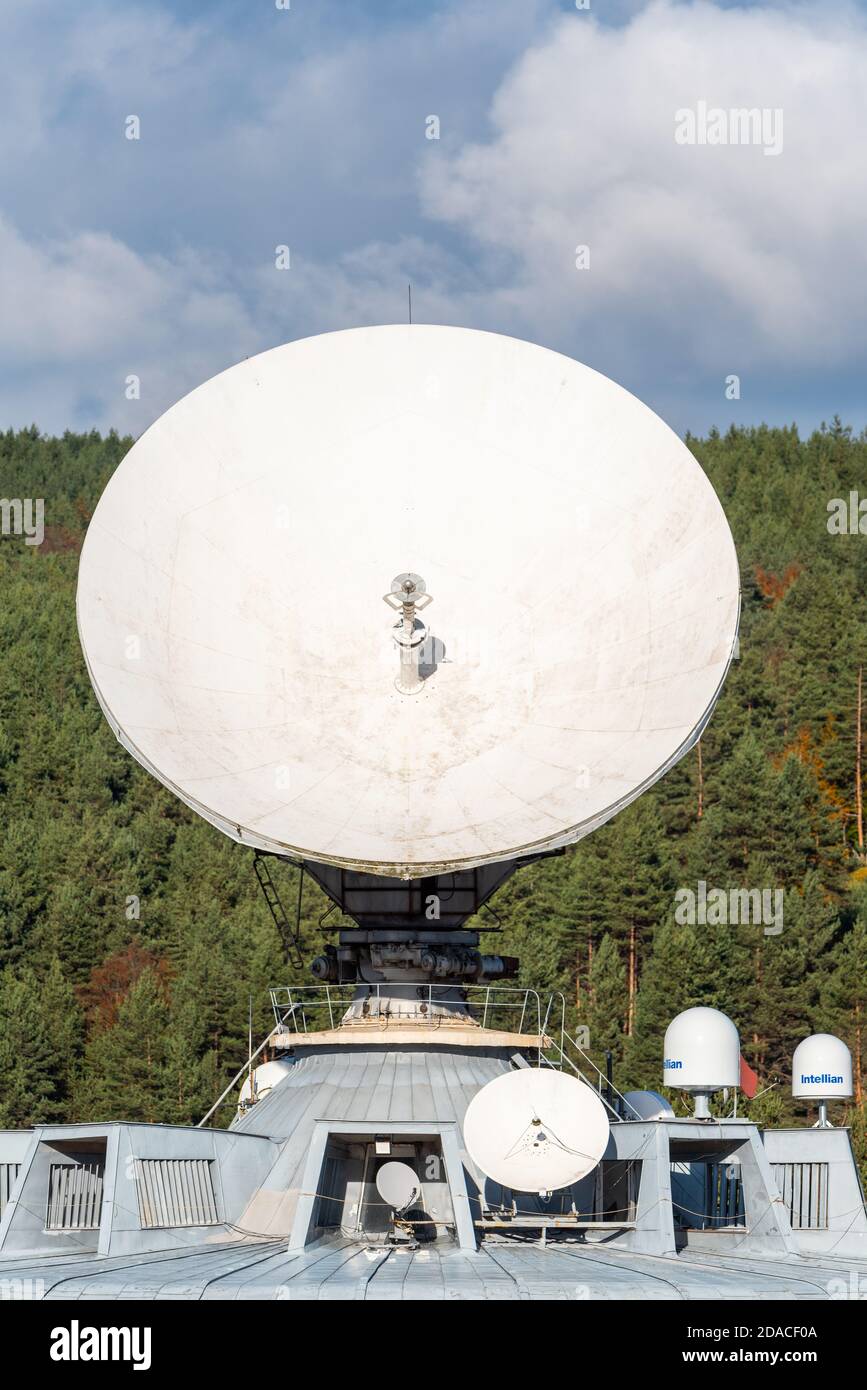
(518, 991, 527, 1036)
(196, 1003, 300, 1128)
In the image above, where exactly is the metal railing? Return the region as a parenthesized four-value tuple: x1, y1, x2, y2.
(268, 983, 556, 1043)
(545, 1015, 643, 1122)
(199, 984, 642, 1125)
(196, 1002, 301, 1127)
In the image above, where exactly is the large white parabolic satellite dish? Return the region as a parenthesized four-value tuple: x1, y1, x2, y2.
(463, 1068, 610, 1193)
(77, 325, 739, 877)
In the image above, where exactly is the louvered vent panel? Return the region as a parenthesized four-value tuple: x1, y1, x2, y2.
(46, 1160, 104, 1230)
(0, 1163, 21, 1218)
(134, 1159, 219, 1229)
(770, 1162, 829, 1230)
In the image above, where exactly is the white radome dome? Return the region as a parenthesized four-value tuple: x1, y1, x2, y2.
(792, 1034, 853, 1100)
(622, 1089, 675, 1120)
(663, 1006, 740, 1092)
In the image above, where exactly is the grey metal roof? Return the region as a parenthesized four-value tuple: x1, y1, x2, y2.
(4, 1041, 865, 1298)
(232, 1045, 510, 1139)
(2, 1234, 865, 1300)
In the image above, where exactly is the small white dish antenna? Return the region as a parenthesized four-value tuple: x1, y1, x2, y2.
(463, 1068, 610, 1194)
(375, 1161, 420, 1212)
(622, 1089, 675, 1121)
(237, 1059, 293, 1110)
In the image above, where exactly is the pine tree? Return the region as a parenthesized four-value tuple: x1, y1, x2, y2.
(80, 968, 169, 1122)
(603, 798, 675, 1037)
(744, 873, 838, 1084)
(564, 833, 618, 1018)
(494, 853, 574, 1001)
(4, 423, 867, 1190)
(821, 896, 867, 1105)
(624, 918, 702, 1093)
(581, 933, 627, 1075)
(0, 966, 59, 1124)
(40, 955, 85, 1117)
(163, 998, 212, 1126)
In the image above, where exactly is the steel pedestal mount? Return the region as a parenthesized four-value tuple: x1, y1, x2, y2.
(305, 858, 530, 1002)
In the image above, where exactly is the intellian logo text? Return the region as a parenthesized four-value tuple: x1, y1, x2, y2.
(664, 1059, 683, 1070)
(801, 1073, 843, 1085)
(50, 1320, 151, 1371)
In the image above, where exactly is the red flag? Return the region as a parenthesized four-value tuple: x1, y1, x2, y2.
(739, 1054, 759, 1098)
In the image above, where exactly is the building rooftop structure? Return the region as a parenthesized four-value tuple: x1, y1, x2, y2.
(4, 328, 860, 1301)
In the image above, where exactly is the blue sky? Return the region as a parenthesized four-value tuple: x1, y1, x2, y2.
(1, 0, 865, 437)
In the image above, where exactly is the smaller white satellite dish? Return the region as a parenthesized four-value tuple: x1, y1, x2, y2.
(375, 1161, 420, 1212)
(463, 1069, 609, 1194)
(622, 1089, 675, 1121)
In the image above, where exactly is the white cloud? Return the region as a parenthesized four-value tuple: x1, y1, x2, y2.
(0, 0, 550, 432)
(0, 214, 482, 433)
(0, 1, 865, 433)
(0, 214, 264, 431)
(421, 1, 867, 375)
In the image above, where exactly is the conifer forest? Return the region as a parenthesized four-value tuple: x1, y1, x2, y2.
(1, 422, 866, 1176)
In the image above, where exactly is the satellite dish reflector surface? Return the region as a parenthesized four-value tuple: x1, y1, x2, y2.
(462, 1067, 610, 1193)
(375, 1161, 420, 1211)
(77, 325, 740, 877)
